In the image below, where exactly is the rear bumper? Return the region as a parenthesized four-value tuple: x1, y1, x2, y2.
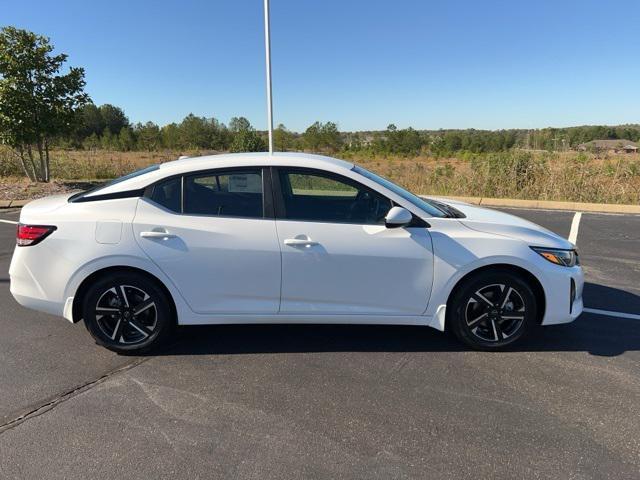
(10, 291, 64, 317)
(9, 246, 65, 318)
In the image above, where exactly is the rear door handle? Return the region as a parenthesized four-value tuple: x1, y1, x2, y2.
(140, 230, 177, 240)
(284, 238, 319, 247)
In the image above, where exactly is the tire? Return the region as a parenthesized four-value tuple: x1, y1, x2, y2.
(448, 269, 538, 351)
(82, 271, 174, 354)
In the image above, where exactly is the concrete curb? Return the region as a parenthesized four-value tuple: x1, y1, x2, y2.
(423, 196, 640, 214)
(1, 195, 638, 214)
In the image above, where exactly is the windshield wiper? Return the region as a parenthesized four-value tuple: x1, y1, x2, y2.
(425, 199, 466, 218)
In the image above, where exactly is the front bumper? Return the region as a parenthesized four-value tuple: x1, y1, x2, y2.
(540, 265, 584, 325)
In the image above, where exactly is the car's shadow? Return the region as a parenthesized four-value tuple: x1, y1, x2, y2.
(147, 283, 640, 358)
(583, 282, 640, 314)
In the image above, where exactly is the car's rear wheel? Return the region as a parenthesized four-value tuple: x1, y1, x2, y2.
(448, 270, 537, 350)
(82, 271, 173, 354)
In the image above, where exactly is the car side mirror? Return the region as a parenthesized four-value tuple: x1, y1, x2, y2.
(385, 206, 413, 228)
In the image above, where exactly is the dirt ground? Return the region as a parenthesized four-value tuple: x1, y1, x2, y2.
(0, 178, 101, 201)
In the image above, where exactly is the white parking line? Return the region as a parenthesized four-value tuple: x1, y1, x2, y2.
(568, 212, 582, 244)
(583, 308, 640, 320)
(0, 219, 18, 225)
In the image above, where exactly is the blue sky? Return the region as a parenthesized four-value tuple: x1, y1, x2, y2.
(4, 0, 639, 132)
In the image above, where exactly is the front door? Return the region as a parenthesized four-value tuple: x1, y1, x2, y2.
(274, 168, 433, 316)
(133, 168, 281, 314)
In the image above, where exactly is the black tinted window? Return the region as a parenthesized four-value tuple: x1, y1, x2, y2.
(184, 170, 263, 218)
(352, 165, 447, 218)
(149, 177, 181, 212)
(278, 170, 392, 224)
(70, 165, 159, 202)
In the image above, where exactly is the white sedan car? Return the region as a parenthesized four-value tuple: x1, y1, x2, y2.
(10, 153, 583, 353)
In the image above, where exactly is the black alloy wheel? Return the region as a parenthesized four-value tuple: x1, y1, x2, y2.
(82, 272, 173, 353)
(448, 270, 537, 350)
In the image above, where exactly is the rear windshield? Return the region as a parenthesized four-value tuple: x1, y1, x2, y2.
(352, 165, 447, 218)
(68, 165, 159, 201)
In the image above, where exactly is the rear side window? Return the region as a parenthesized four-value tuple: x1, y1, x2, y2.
(184, 170, 263, 218)
(149, 177, 181, 212)
(288, 173, 358, 198)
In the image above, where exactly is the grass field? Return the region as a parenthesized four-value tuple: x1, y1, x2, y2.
(1, 147, 639, 204)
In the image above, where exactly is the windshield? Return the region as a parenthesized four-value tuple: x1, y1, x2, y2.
(352, 165, 448, 218)
(68, 165, 160, 201)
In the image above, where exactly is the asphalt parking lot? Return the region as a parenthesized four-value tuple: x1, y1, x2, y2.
(0, 206, 639, 479)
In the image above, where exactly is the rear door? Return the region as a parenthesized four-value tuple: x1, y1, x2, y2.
(133, 167, 281, 315)
(273, 167, 434, 316)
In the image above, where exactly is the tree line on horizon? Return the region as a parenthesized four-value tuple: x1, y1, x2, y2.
(66, 104, 346, 154)
(1, 25, 639, 182)
(66, 104, 640, 157)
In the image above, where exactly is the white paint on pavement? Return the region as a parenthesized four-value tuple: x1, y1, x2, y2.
(0, 219, 18, 225)
(568, 212, 582, 245)
(583, 308, 640, 321)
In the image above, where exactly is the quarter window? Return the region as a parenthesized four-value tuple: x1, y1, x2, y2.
(278, 169, 392, 224)
(149, 177, 181, 213)
(184, 170, 263, 218)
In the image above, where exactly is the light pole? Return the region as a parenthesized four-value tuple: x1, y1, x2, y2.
(263, 0, 274, 154)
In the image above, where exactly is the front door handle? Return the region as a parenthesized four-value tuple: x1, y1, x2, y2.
(284, 237, 319, 247)
(140, 230, 177, 240)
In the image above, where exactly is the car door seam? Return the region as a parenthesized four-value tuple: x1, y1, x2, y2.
(273, 219, 284, 314)
(131, 198, 195, 313)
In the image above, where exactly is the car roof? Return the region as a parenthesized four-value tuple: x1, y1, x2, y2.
(83, 152, 355, 197)
(160, 152, 354, 174)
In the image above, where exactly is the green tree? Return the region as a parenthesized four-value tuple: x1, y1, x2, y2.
(161, 123, 182, 150)
(274, 123, 294, 151)
(302, 121, 322, 151)
(228, 117, 266, 152)
(117, 127, 135, 151)
(377, 124, 424, 155)
(135, 122, 161, 151)
(229, 116, 251, 133)
(82, 132, 100, 150)
(99, 104, 128, 135)
(229, 129, 266, 152)
(100, 127, 115, 150)
(75, 103, 104, 139)
(302, 121, 342, 153)
(320, 121, 342, 152)
(206, 117, 230, 150)
(179, 114, 210, 149)
(0, 27, 89, 181)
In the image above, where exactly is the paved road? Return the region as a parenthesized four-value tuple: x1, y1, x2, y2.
(0, 207, 639, 479)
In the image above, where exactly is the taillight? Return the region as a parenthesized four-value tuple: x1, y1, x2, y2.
(16, 224, 57, 247)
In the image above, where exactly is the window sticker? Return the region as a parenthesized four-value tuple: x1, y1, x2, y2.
(228, 174, 262, 193)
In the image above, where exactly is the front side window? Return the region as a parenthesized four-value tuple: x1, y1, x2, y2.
(184, 170, 263, 218)
(352, 165, 447, 218)
(278, 169, 392, 224)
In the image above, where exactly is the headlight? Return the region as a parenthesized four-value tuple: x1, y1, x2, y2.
(531, 247, 579, 267)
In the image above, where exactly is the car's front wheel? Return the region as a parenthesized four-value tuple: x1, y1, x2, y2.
(448, 270, 538, 350)
(82, 271, 173, 354)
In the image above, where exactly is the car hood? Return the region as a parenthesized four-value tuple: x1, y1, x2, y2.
(429, 197, 574, 249)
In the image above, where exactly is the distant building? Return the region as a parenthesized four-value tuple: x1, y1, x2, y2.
(577, 139, 639, 153)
